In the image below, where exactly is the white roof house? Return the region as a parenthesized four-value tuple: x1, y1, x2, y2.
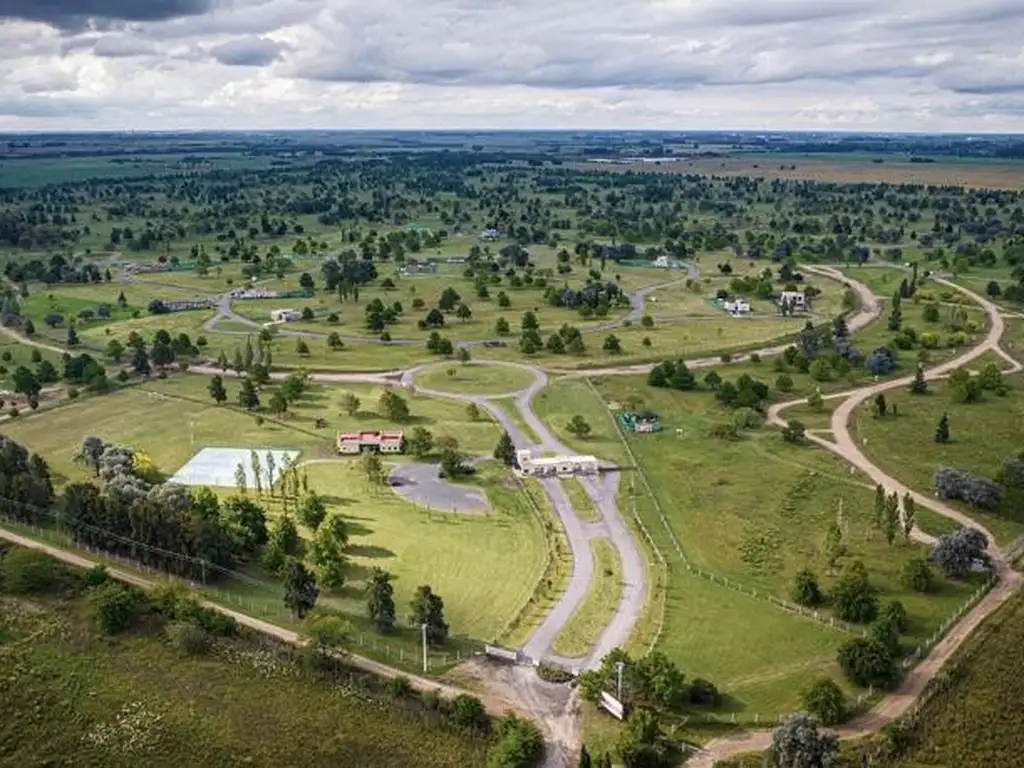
(514, 449, 600, 477)
(779, 291, 807, 311)
(723, 298, 751, 315)
(270, 308, 302, 323)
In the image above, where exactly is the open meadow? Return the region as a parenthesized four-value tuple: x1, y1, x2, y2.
(0, 570, 488, 768)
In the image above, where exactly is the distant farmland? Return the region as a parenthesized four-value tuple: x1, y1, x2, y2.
(569, 154, 1024, 189)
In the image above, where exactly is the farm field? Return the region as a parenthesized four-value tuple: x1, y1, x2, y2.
(851, 379, 1024, 546)
(0, 579, 487, 768)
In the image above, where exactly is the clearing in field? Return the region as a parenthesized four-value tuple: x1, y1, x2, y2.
(169, 447, 300, 489)
(414, 362, 537, 396)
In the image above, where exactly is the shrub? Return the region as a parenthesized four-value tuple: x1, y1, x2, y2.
(536, 663, 575, 684)
(733, 407, 764, 430)
(486, 714, 543, 768)
(386, 675, 413, 698)
(838, 637, 900, 688)
(775, 374, 794, 393)
(0, 548, 64, 594)
(88, 582, 143, 634)
(803, 679, 846, 726)
(901, 558, 933, 593)
(791, 569, 823, 607)
(831, 561, 878, 624)
(67, 387, 80, 400)
(81, 564, 110, 589)
(449, 694, 488, 731)
(165, 620, 210, 655)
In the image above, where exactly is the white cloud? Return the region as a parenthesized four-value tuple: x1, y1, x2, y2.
(0, 0, 1020, 130)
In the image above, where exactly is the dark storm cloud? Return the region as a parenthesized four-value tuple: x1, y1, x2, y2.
(210, 36, 287, 67)
(0, 0, 214, 30)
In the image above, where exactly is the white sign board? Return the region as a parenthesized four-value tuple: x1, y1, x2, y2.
(599, 691, 625, 720)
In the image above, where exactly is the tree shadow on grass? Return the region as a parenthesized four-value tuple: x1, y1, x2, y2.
(320, 494, 357, 507)
(345, 543, 396, 559)
(339, 517, 375, 537)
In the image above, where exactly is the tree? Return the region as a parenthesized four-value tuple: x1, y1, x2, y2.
(803, 679, 846, 727)
(579, 745, 592, 768)
(781, 420, 806, 444)
(67, 325, 80, 347)
(309, 516, 348, 590)
(284, 560, 319, 619)
(407, 427, 434, 458)
(566, 415, 592, 438)
(361, 452, 386, 486)
(88, 582, 142, 635)
(873, 393, 887, 417)
(466, 402, 480, 420)
(521, 310, 539, 331)
(378, 390, 410, 422)
(340, 392, 361, 416)
(910, 364, 928, 395)
(222, 496, 268, 552)
(902, 492, 916, 541)
(327, 331, 344, 350)
(410, 584, 449, 646)
(366, 567, 397, 633)
(807, 390, 824, 412)
(440, 448, 470, 479)
(603, 334, 622, 353)
(269, 388, 289, 416)
(873, 484, 886, 531)
(883, 491, 900, 546)
(901, 557, 933, 593)
(838, 636, 899, 689)
(822, 519, 846, 572)
(931, 526, 990, 578)
(766, 713, 838, 768)
(302, 612, 351, 655)
(298, 492, 328, 530)
(105, 339, 124, 362)
(238, 378, 260, 410)
(791, 569, 822, 607)
(457, 347, 471, 364)
(617, 709, 678, 768)
(494, 431, 517, 466)
(495, 317, 511, 335)
(487, 714, 544, 768)
(12, 366, 40, 397)
(832, 561, 878, 624)
(455, 303, 472, 322)
(262, 515, 304, 573)
(207, 375, 228, 405)
(935, 412, 950, 443)
(75, 436, 106, 476)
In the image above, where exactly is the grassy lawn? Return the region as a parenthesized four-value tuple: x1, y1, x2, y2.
(531, 378, 631, 466)
(659, 569, 846, 715)
(0, 590, 486, 767)
(552, 539, 622, 658)
(839, 266, 912, 297)
(851, 380, 1024, 546)
(296, 461, 547, 644)
(588, 376, 981, 646)
(562, 477, 601, 523)
(414, 362, 536, 396)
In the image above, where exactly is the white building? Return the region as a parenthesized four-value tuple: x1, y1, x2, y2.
(270, 308, 302, 323)
(779, 291, 807, 312)
(514, 449, 599, 477)
(723, 298, 750, 315)
(337, 430, 405, 455)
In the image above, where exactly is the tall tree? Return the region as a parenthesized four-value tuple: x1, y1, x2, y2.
(284, 560, 319, 619)
(250, 450, 263, 497)
(493, 431, 517, 466)
(909, 364, 928, 395)
(902, 493, 916, 541)
(883, 491, 900, 546)
(409, 584, 449, 646)
(935, 412, 951, 444)
(207, 375, 228, 405)
(361, 452, 385, 486)
(234, 462, 248, 496)
(366, 567, 397, 633)
(340, 392, 361, 416)
(766, 713, 838, 768)
(238, 378, 260, 410)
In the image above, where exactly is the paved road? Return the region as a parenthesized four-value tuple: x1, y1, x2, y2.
(694, 277, 1023, 767)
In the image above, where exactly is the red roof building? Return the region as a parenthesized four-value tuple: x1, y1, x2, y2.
(337, 430, 405, 455)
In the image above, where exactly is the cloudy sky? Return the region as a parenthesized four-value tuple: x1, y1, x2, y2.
(0, 0, 1023, 132)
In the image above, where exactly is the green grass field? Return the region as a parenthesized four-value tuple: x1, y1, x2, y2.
(593, 376, 977, 644)
(414, 362, 537, 396)
(0, 588, 486, 767)
(562, 477, 601, 523)
(851, 379, 1024, 546)
(551, 539, 622, 658)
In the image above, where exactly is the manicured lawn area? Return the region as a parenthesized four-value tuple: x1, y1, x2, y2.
(562, 477, 601, 523)
(851, 379, 1024, 546)
(0, 590, 486, 767)
(552, 539, 622, 658)
(414, 362, 537, 396)
(296, 461, 547, 644)
(531, 378, 630, 466)
(839, 266, 912, 297)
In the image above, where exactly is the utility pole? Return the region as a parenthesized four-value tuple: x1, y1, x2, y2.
(421, 623, 428, 673)
(615, 660, 625, 701)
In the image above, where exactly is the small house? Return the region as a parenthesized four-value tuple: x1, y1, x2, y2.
(400, 259, 438, 276)
(480, 228, 501, 241)
(270, 308, 302, 323)
(723, 298, 751, 315)
(779, 291, 807, 312)
(337, 430, 405, 455)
